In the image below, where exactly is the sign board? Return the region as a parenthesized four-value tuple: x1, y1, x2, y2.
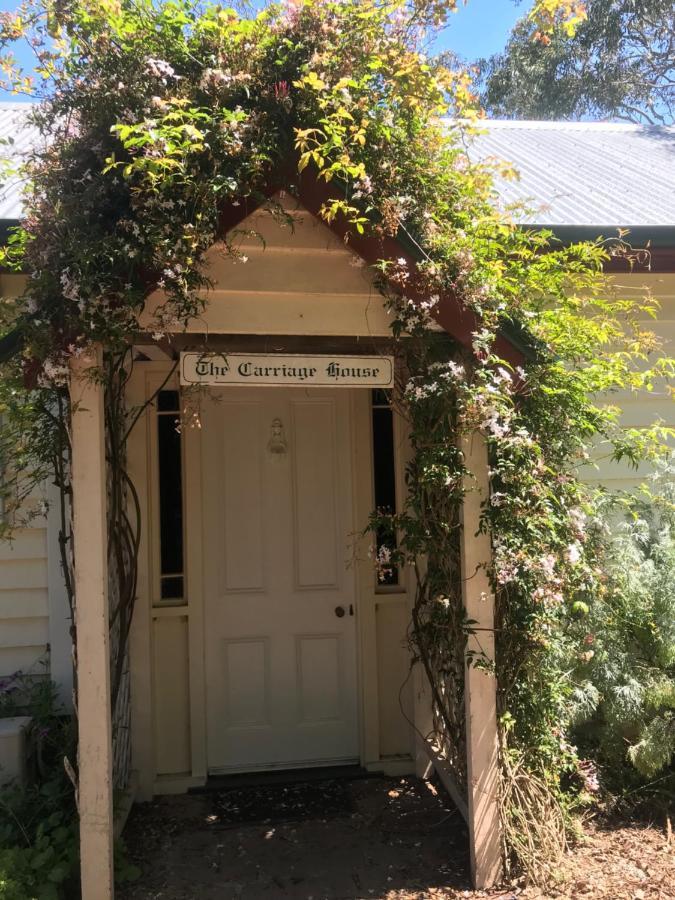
(180, 353, 395, 389)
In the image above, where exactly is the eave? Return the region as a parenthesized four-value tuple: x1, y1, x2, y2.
(213, 169, 530, 366)
(9, 173, 674, 368)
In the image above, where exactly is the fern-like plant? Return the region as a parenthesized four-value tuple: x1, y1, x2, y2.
(572, 456, 675, 793)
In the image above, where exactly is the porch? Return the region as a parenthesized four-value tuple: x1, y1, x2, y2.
(118, 772, 469, 900)
(69, 192, 505, 898)
(116, 773, 675, 900)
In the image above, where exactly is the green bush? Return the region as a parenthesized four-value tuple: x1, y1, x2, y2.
(0, 810, 78, 900)
(0, 674, 140, 898)
(572, 456, 675, 797)
(0, 676, 79, 900)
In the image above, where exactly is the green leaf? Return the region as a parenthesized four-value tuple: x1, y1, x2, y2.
(47, 861, 71, 883)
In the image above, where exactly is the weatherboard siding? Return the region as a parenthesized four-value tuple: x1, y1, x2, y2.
(0, 524, 50, 679)
(141, 193, 397, 337)
(1, 269, 71, 694)
(583, 274, 675, 489)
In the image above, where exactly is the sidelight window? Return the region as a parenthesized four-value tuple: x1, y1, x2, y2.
(156, 390, 185, 602)
(371, 389, 399, 587)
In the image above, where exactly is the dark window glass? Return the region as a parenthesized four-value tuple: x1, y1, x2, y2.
(371, 390, 399, 586)
(157, 391, 184, 601)
(160, 575, 184, 600)
(158, 390, 179, 412)
(372, 389, 391, 407)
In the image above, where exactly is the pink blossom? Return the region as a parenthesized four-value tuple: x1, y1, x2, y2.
(565, 543, 582, 565)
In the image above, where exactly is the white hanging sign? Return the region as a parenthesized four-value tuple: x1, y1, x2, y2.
(180, 352, 395, 388)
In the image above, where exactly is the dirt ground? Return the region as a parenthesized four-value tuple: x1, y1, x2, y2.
(118, 775, 675, 900)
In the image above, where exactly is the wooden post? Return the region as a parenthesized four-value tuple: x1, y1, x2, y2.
(459, 431, 502, 889)
(70, 346, 115, 900)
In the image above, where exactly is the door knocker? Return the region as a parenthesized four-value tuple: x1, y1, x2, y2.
(268, 417, 288, 456)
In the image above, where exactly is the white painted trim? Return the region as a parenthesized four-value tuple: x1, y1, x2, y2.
(153, 773, 206, 795)
(133, 344, 173, 362)
(460, 431, 502, 890)
(365, 756, 415, 777)
(126, 365, 157, 801)
(354, 386, 417, 770)
(183, 394, 208, 780)
(352, 389, 380, 768)
(391, 399, 420, 771)
(69, 346, 114, 900)
(209, 755, 360, 775)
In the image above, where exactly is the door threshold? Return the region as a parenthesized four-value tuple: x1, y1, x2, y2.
(190, 763, 374, 793)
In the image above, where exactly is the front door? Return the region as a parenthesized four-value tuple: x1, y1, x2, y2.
(201, 387, 359, 772)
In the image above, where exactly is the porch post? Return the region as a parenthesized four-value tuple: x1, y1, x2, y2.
(69, 345, 115, 900)
(459, 431, 502, 889)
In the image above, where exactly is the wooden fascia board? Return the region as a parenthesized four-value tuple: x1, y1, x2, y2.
(211, 171, 527, 366)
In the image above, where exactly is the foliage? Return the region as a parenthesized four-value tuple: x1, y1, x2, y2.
(0, 809, 78, 900)
(0, 673, 140, 899)
(0, 671, 73, 785)
(480, 0, 675, 124)
(0, 0, 672, 882)
(571, 457, 675, 795)
(527, 0, 588, 41)
(0, 676, 79, 900)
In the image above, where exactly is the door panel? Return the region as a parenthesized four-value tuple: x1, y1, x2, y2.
(296, 634, 343, 723)
(223, 637, 270, 727)
(291, 400, 339, 588)
(222, 401, 265, 592)
(202, 388, 359, 772)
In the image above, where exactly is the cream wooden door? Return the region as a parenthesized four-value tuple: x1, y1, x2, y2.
(201, 387, 359, 772)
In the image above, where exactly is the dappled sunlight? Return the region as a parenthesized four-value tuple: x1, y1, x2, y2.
(118, 775, 469, 899)
(118, 776, 675, 898)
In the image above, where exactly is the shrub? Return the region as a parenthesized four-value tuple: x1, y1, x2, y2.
(572, 456, 675, 798)
(0, 676, 79, 900)
(0, 674, 140, 897)
(0, 810, 78, 900)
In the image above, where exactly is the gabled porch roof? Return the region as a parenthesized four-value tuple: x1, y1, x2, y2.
(0, 162, 532, 367)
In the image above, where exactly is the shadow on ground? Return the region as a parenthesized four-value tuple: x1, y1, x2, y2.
(117, 774, 470, 899)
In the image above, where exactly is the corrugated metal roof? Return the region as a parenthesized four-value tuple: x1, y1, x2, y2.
(0, 105, 674, 229)
(0, 102, 40, 222)
(463, 119, 675, 228)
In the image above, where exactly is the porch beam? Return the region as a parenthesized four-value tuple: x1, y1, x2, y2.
(459, 431, 502, 889)
(70, 346, 115, 900)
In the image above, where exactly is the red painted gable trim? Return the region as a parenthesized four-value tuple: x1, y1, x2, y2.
(604, 247, 675, 274)
(211, 171, 525, 366)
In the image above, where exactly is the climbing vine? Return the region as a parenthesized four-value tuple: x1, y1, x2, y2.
(1, 0, 673, 882)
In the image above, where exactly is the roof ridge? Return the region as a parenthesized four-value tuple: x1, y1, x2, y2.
(462, 118, 675, 133)
(0, 100, 37, 109)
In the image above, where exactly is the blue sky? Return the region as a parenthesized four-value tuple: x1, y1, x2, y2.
(436, 0, 522, 61)
(0, 0, 524, 102)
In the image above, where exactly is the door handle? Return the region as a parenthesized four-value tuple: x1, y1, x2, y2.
(334, 605, 355, 618)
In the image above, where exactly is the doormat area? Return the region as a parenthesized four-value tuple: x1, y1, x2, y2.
(210, 778, 355, 826)
(118, 774, 470, 899)
(118, 778, 675, 899)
